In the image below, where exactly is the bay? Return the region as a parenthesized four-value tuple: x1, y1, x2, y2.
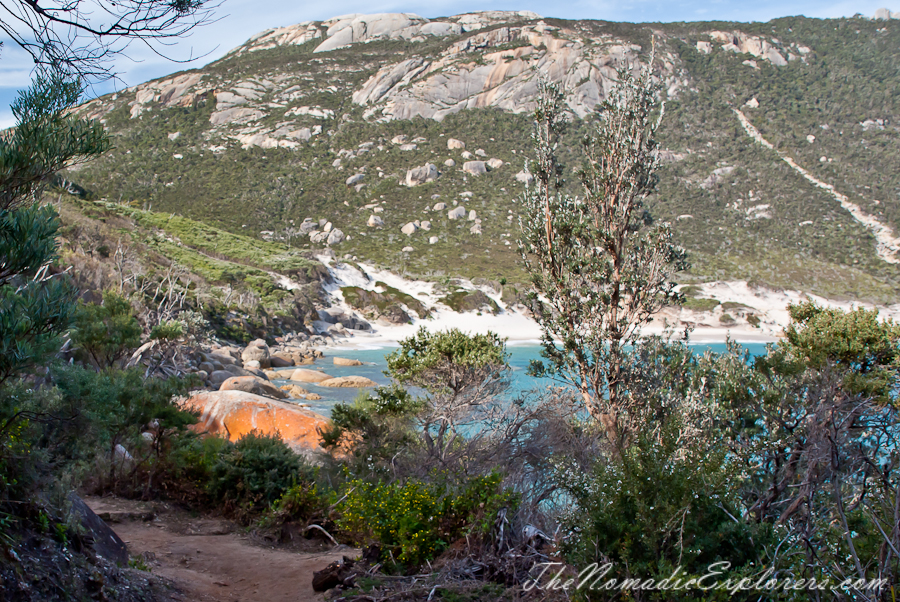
(272, 342, 770, 416)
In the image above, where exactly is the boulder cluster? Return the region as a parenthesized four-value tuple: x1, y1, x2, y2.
(181, 337, 377, 453)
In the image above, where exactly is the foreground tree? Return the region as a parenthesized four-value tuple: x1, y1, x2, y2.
(519, 64, 687, 450)
(0, 0, 219, 79)
(714, 302, 900, 597)
(0, 74, 109, 384)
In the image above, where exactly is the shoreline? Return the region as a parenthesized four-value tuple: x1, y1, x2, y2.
(325, 317, 782, 351)
(312, 259, 900, 353)
(313, 259, 899, 352)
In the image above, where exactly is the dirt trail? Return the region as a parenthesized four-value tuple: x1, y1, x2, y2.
(733, 107, 900, 264)
(85, 497, 351, 602)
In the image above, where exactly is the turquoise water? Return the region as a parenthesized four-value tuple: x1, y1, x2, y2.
(272, 342, 770, 416)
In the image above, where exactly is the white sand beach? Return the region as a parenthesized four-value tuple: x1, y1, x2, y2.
(315, 256, 900, 350)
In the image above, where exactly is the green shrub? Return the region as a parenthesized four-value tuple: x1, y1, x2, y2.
(746, 314, 761, 327)
(719, 313, 735, 324)
(320, 386, 421, 473)
(682, 297, 720, 312)
(556, 432, 770, 601)
(70, 291, 142, 369)
(335, 472, 517, 571)
(209, 430, 314, 514)
(149, 320, 183, 342)
(720, 301, 752, 311)
(160, 434, 232, 505)
(48, 365, 196, 490)
(267, 481, 328, 525)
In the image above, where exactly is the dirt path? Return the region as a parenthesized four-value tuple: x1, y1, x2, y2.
(85, 496, 351, 602)
(733, 107, 900, 264)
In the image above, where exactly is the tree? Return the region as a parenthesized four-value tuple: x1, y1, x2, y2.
(0, 0, 219, 80)
(519, 64, 687, 450)
(0, 74, 109, 384)
(714, 303, 900, 596)
(385, 327, 510, 464)
(70, 291, 143, 370)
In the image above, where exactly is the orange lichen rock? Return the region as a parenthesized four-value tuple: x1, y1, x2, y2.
(181, 390, 330, 452)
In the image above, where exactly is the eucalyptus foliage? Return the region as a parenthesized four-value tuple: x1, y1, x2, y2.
(519, 66, 687, 449)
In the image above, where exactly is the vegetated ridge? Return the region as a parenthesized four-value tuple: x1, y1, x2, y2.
(62, 10, 900, 312)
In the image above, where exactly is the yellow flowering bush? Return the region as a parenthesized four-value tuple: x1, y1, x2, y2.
(335, 472, 517, 570)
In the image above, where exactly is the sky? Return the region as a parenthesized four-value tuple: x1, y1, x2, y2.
(0, 0, 897, 127)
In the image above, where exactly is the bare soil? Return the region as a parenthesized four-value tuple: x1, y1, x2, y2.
(84, 496, 352, 602)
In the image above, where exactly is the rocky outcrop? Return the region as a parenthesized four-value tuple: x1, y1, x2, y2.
(66, 493, 129, 565)
(333, 357, 363, 366)
(351, 21, 652, 121)
(326, 229, 345, 245)
(237, 21, 322, 54)
(439, 289, 501, 314)
(448, 206, 467, 219)
(126, 73, 209, 119)
(280, 384, 311, 398)
(515, 170, 534, 185)
(705, 31, 788, 66)
(209, 369, 236, 387)
(269, 353, 295, 368)
(340, 284, 431, 323)
(463, 161, 488, 176)
(318, 376, 377, 388)
(404, 163, 439, 186)
(317, 14, 431, 53)
(318, 307, 371, 330)
(241, 339, 271, 368)
(290, 368, 335, 383)
(353, 58, 429, 106)
(220, 375, 288, 399)
(181, 391, 330, 452)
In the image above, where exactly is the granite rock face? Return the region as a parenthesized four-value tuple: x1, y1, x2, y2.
(318, 375, 377, 388)
(404, 163, 439, 186)
(290, 368, 336, 383)
(181, 390, 330, 452)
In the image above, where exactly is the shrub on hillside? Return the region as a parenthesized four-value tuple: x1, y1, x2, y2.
(70, 291, 142, 369)
(49, 365, 196, 491)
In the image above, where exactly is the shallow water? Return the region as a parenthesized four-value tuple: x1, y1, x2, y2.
(274, 342, 770, 416)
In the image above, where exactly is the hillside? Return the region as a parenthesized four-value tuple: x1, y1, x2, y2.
(64, 10, 900, 304)
(56, 194, 326, 342)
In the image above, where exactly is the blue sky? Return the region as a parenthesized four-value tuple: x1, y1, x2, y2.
(0, 0, 896, 127)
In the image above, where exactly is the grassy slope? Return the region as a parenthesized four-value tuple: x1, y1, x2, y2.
(57, 196, 322, 310)
(69, 15, 900, 303)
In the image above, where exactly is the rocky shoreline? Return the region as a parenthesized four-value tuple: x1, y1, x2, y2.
(173, 334, 379, 454)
